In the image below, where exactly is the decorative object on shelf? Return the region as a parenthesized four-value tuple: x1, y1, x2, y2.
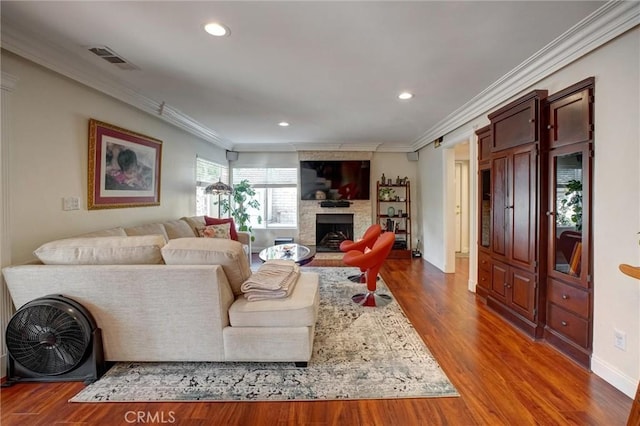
(379, 187, 395, 201)
(387, 206, 395, 217)
(380, 173, 386, 183)
(398, 209, 403, 217)
(387, 178, 393, 185)
(88, 118, 162, 209)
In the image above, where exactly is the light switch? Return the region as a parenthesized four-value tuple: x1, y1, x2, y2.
(63, 197, 80, 211)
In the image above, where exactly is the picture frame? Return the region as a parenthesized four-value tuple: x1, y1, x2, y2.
(88, 118, 162, 209)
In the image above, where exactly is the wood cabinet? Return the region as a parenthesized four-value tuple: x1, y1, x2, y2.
(478, 90, 547, 338)
(476, 79, 595, 367)
(543, 78, 594, 368)
(376, 180, 411, 258)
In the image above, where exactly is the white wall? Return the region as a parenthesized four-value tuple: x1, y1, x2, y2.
(418, 145, 446, 270)
(417, 27, 640, 397)
(2, 51, 227, 263)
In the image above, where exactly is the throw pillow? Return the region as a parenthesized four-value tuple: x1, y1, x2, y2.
(196, 223, 231, 239)
(205, 216, 239, 241)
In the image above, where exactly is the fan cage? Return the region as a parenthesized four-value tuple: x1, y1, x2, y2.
(6, 296, 94, 376)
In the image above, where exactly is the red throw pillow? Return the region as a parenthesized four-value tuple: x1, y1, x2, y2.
(204, 216, 238, 241)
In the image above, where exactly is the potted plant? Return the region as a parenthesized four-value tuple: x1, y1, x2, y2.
(217, 179, 262, 240)
(379, 187, 395, 201)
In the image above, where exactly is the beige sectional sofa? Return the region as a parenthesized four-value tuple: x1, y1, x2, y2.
(2, 216, 320, 365)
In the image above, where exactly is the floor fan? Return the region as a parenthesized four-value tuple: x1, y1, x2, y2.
(4, 294, 106, 385)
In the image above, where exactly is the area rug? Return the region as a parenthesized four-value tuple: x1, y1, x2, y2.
(70, 267, 458, 402)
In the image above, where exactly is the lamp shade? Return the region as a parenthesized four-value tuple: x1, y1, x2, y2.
(205, 180, 233, 195)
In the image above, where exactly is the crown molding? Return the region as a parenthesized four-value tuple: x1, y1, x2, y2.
(1, 21, 233, 150)
(289, 142, 383, 152)
(411, 0, 640, 151)
(235, 141, 411, 153)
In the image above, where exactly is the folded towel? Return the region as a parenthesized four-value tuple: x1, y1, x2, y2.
(241, 260, 300, 301)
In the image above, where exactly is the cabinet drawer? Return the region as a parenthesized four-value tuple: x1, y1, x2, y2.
(547, 303, 589, 348)
(548, 278, 590, 318)
(478, 268, 491, 290)
(478, 252, 492, 272)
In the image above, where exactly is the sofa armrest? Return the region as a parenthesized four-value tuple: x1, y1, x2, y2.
(237, 231, 252, 261)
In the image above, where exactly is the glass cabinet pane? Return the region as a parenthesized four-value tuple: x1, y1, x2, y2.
(480, 169, 491, 248)
(553, 152, 583, 277)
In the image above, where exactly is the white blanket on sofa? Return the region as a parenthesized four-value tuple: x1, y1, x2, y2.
(241, 260, 300, 301)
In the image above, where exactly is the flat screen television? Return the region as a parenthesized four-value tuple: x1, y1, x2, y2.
(300, 160, 370, 200)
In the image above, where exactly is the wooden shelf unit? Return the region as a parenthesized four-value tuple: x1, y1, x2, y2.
(376, 180, 411, 259)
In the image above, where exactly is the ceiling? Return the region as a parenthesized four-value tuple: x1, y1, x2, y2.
(1, 1, 608, 152)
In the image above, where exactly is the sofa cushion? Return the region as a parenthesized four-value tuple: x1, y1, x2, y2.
(196, 223, 231, 239)
(162, 219, 197, 239)
(124, 223, 169, 242)
(205, 216, 239, 241)
(180, 216, 206, 236)
(161, 237, 251, 296)
(229, 272, 319, 327)
(34, 235, 166, 265)
(78, 227, 127, 237)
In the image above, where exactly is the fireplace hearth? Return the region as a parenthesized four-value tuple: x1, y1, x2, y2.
(316, 214, 354, 252)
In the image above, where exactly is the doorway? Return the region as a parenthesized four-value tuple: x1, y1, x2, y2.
(444, 139, 471, 274)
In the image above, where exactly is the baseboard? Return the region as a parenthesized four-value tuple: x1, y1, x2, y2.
(591, 354, 638, 398)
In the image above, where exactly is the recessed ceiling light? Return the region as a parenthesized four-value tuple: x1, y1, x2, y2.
(278, 121, 290, 127)
(398, 92, 414, 100)
(204, 22, 230, 37)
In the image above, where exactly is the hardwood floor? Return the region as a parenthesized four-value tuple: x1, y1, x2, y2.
(1, 257, 633, 425)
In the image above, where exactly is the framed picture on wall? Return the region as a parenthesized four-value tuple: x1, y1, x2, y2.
(88, 118, 162, 209)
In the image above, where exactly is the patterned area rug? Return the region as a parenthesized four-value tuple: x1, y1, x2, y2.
(70, 267, 458, 402)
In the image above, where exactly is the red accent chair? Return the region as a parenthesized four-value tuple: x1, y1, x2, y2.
(339, 224, 382, 282)
(343, 231, 395, 307)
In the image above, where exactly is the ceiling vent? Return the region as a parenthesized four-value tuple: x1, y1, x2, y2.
(87, 46, 139, 70)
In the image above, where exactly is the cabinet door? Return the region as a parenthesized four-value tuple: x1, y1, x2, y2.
(491, 261, 509, 303)
(509, 267, 537, 321)
(547, 82, 593, 149)
(491, 145, 537, 270)
(489, 91, 546, 151)
(491, 154, 508, 258)
(479, 165, 491, 250)
(476, 125, 492, 162)
(509, 145, 537, 271)
(548, 144, 591, 288)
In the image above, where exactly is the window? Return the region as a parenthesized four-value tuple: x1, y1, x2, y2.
(195, 156, 229, 217)
(232, 168, 298, 228)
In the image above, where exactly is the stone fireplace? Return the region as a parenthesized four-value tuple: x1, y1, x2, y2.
(298, 200, 372, 250)
(315, 213, 354, 252)
(297, 151, 374, 252)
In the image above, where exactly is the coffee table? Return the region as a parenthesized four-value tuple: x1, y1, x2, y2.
(258, 243, 315, 266)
